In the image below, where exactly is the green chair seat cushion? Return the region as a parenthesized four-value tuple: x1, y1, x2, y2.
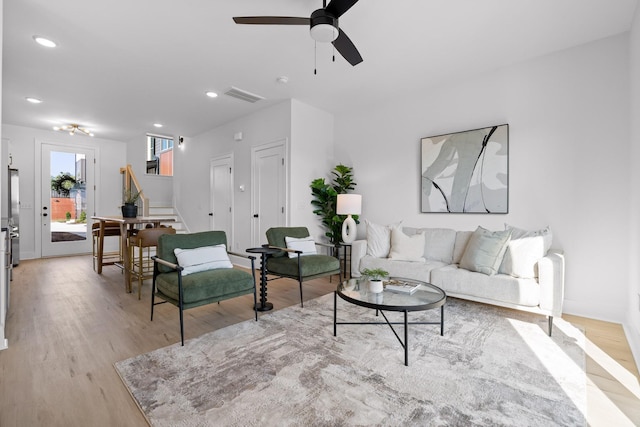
(266, 254, 340, 278)
(156, 268, 254, 306)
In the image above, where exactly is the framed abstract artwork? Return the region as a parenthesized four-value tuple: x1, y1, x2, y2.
(421, 124, 508, 213)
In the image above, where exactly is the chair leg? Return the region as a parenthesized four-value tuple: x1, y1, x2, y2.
(548, 316, 553, 336)
(299, 280, 304, 308)
(253, 288, 258, 321)
(179, 306, 185, 346)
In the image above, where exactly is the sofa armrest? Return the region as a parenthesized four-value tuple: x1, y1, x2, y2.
(538, 249, 565, 317)
(351, 240, 368, 277)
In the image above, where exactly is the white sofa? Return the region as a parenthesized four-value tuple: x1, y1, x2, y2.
(350, 225, 565, 335)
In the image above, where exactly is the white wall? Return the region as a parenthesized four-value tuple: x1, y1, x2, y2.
(175, 101, 292, 253)
(335, 34, 631, 323)
(1, 124, 127, 259)
(290, 99, 335, 240)
(627, 5, 640, 369)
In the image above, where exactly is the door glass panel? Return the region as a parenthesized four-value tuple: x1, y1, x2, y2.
(50, 151, 87, 242)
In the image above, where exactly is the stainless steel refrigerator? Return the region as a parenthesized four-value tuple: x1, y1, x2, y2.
(7, 168, 19, 267)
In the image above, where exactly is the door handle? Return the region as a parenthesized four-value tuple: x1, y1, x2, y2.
(208, 213, 213, 216)
(42, 213, 48, 217)
(253, 214, 259, 218)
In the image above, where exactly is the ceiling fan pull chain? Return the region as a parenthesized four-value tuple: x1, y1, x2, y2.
(333, 43, 336, 62)
(314, 41, 318, 75)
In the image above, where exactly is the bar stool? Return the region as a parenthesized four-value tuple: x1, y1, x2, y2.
(92, 221, 123, 271)
(128, 227, 176, 299)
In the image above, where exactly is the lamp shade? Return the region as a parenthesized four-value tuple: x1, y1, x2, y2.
(336, 194, 362, 215)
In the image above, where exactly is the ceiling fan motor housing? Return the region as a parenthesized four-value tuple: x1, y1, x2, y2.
(310, 9, 339, 42)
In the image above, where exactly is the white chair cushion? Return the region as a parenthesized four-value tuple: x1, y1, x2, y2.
(285, 236, 317, 258)
(174, 244, 232, 276)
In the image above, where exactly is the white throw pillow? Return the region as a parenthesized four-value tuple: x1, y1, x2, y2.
(499, 225, 553, 278)
(388, 227, 426, 262)
(459, 226, 512, 276)
(174, 244, 232, 276)
(285, 236, 317, 258)
(366, 220, 402, 258)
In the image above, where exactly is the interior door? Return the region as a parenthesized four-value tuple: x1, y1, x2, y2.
(210, 155, 233, 249)
(251, 140, 286, 247)
(41, 143, 95, 257)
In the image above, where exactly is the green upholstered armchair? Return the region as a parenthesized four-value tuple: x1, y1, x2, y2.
(151, 231, 257, 346)
(265, 227, 341, 307)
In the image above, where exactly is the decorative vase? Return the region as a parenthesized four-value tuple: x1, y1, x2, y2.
(121, 203, 138, 218)
(369, 279, 384, 293)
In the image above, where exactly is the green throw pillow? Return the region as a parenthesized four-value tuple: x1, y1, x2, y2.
(459, 226, 512, 275)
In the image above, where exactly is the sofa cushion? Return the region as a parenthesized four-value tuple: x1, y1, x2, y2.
(285, 236, 317, 258)
(366, 220, 401, 258)
(459, 227, 512, 275)
(404, 227, 456, 264)
(389, 227, 425, 262)
(431, 265, 540, 307)
(452, 231, 473, 264)
(174, 244, 232, 276)
(499, 226, 553, 279)
(359, 255, 446, 283)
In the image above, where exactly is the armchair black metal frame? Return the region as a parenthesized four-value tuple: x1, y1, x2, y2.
(264, 227, 342, 308)
(150, 231, 258, 346)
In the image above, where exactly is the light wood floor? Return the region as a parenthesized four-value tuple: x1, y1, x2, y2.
(0, 256, 638, 426)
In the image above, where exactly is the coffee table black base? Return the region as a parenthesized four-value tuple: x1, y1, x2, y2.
(334, 291, 444, 366)
(255, 302, 273, 312)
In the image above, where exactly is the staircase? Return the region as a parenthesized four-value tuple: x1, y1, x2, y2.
(148, 205, 188, 233)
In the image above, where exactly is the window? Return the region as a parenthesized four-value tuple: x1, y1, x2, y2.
(146, 134, 173, 176)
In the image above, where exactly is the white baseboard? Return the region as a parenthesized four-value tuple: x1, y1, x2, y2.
(562, 298, 624, 324)
(623, 316, 640, 373)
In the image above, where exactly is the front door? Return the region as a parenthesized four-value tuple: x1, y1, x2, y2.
(41, 143, 95, 257)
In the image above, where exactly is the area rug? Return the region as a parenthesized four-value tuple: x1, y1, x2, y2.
(115, 294, 586, 426)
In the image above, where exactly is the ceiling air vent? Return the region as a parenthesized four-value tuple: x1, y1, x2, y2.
(224, 86, 265, 103)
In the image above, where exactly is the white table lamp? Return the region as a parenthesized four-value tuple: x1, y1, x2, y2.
(336, 194, 362, 243)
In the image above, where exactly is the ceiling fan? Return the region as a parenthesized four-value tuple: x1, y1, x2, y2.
(233, 0, 363, 67)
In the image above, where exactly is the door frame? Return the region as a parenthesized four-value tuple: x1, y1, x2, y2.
(34, 139, 100, 258)
(209, 153, 234, 249)
(250, 138, 289, 247)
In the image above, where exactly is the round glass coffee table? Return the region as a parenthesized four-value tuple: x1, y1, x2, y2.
(334, 277, 446, 366)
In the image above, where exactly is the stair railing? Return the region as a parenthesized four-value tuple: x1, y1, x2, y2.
(120, 164, 149, 216)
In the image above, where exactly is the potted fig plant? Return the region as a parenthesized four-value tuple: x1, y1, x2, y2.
(122, 188, 141, 218)
(361, 268, 388, 293)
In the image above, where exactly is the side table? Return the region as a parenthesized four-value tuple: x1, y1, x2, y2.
(246, 246, 281, 311)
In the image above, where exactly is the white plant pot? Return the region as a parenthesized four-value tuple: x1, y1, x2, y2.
(369, 280, 384, 293)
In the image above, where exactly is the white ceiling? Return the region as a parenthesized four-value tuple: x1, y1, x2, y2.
(2, 0, 637, 142)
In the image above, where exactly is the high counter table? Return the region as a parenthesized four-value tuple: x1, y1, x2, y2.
(92, 215, 176, 293)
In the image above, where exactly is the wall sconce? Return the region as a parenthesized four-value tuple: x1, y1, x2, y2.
(336, 193, 362, 243)
(178, 136, 184, 149)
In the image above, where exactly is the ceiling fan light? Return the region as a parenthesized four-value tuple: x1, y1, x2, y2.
(310, 23, 338, 42)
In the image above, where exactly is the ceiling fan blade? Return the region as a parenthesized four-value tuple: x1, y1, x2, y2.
(325, 0, 359, 18)
(233, 16, 310, 25)
(332, 28, 363, 66)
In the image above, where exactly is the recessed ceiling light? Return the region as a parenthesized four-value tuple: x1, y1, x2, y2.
(205, 91, 218, 98)
(25, 97, 43, 104)
(153, 123, 163, 128)
(33, 35, 57, 48)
